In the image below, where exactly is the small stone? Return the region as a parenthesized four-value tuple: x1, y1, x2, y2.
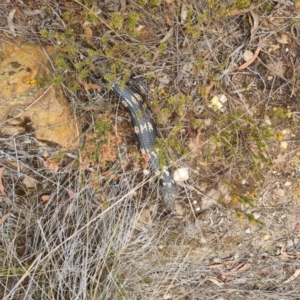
(264, 115, 272, 125)
(219, 94, 228, 103)
(22, 176, 37, 188)
(201, 197, 216, 210)
(243, 50, 254, 62)
(41, 149, 49, 158)
(286, 239, 294, 248)
(276, 241, 284, 248)
(274, 188, 285, 197)
(208, 95, 223, 111)
(173, 167, 189, 183)
(204, 118, 212, 126)
(245, 228, 251, 234)
(264, 234, 270, 241)
(253, 212, 261, 219)
(174, 203, 184, 216)
(280, 141, 288, 149)
(143, 169, 150, 175)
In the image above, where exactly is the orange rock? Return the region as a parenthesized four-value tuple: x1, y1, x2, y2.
(0, 40, 79, 146)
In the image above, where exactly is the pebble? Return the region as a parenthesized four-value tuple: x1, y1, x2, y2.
(273, 188, 285, 197)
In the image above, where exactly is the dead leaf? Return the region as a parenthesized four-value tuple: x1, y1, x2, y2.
(268, 44, 281, 53)
(236, 37, 262, 70)
(280, 243, 297, 260)
(283, 269, 300, 284)
(201, 197, 216, 210)
(293, 222, 300, 234)
(83, 26, 93, 37)
(194, 127, 201, 148)
(136, 25, 145, 32)
(180, 4, 188, 24)
(80, 80, 101, 91)
(249, 11, 259, 44)
(208, 259, 240, 269)
(65, 202, 75, 215)
(163, 14, 173, 27)
(295, 3, 300, 14)
(204, 81, 215, 100)
(0, 213, 10, 225)
(159, 26, 174, 44)
(293, 186, 300, 196)
(136, 25, 153, 41)
(7, 9, 16, 37)
(276, 33, 291, 45)
(152, 49, 160, 64)
(67, 189, 75, 198)
(198, 161, 207, 167)
(22, 175, 37, 188)
(138, 209, 152, 226)
(221, 263, 251, 281)
(0, 167, 7, 196)
(206, 277, 224, 287)
(201, 49, 210, 57)
(41, 195, 50, 202)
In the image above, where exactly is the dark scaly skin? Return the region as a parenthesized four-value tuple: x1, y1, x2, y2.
(110, 82, 177, 209)
(88, 52, 177, 209)
(93, 73, 177, 210)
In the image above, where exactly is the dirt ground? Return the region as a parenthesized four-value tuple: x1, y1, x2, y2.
(1, 1, 300, 299)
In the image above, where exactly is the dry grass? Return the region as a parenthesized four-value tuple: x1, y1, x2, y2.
(1, 0, 300, 299)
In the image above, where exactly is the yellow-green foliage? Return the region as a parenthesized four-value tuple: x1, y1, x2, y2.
(149, 0, 162, 6)
(110, 12, 124, 30)
(62, 11, 77, 23)
(85, 11, 99, 24)
(272, 107, 292, 119)
(80, 116, 121, 170)
(208, 110, 274, 181)
(235, 0, 251, 9)
(158, 43, 167, 53)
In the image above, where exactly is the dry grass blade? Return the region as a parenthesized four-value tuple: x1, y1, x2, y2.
(7, 8, 16, 37)
(0, 212, 10, 225)
(0, 167, 7, 195)
(283, 269, 300, 284)
(249, 10, 259, 43)
(152, 26, 174, 63)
